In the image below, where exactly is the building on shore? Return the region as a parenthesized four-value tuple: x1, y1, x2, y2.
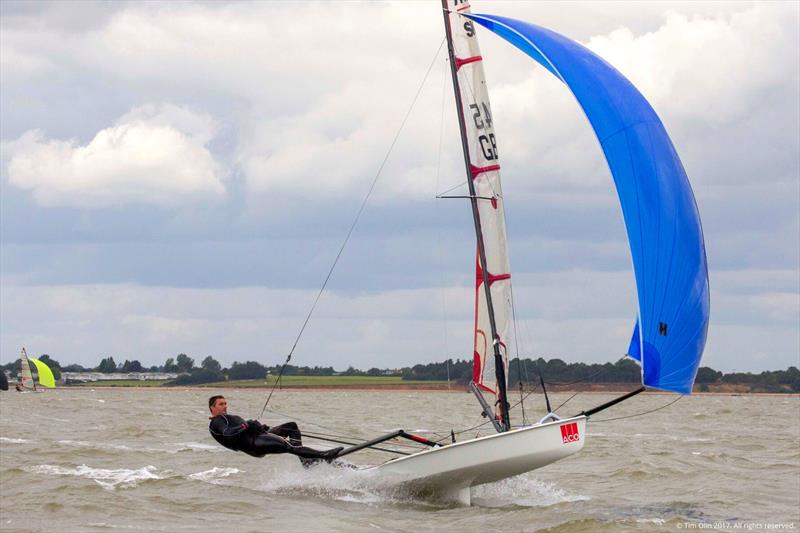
(62, 372, 179, 384)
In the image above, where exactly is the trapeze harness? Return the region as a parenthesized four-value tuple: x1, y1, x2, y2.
(209, 414, 341, 461)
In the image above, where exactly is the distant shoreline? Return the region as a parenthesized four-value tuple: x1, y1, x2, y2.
(64, 380, 799, 394)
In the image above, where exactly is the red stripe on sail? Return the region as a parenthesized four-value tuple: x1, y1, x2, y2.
(470, 163, 501, 179)
(455, 55, 482, 70)
(475, 381, 496, 394)
(472, 350, 482, 384)
(456, 4, 471, 12)
(476, 259, 512, 288)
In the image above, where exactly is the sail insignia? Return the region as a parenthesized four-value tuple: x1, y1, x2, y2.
(465, 14, 710, 394)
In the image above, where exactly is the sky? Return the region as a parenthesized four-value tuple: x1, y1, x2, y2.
(1, 1, 798, 373)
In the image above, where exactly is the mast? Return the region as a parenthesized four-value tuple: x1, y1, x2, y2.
(441, 0, 510, 431)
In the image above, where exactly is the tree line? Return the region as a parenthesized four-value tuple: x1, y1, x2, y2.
(402, 358, 800, 392)
(2, 354, 798, 391)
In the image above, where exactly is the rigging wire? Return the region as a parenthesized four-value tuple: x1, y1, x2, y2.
(436, 179, 469, 197)
(505, 355, 630, 416)
(305, 429, 423, 451)
(552, 392, 579, 412)
(435, 55, 448, 194)
(263, 406, 369, 441)
(591, 395, 683, 422)
(509, 286, 527, 424)
(435, 54, 452, 384)
(540, 356, 626, 386)
(262, 408, 431, 453)
(256, 38, 447, 419)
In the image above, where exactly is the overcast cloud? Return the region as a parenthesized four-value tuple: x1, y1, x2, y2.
(1, 1, 797, 373)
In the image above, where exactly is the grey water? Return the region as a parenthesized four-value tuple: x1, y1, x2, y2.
(0, 389, 798, 532)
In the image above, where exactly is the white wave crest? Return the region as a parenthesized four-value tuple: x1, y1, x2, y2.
(253, 458, 587, 508)
(165, 441, 223, 453)
(471, 474, 590, 508)
(29, 464, 163, 490)
(0, 437, 30, 444)
(57, 440, 135, 452)
(188, 467, 241, 484)
(258, 462, 389, 505)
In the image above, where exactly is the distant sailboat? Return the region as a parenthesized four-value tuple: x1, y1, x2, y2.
(16, 348, 56, 393)
(329, 1, 709, 503)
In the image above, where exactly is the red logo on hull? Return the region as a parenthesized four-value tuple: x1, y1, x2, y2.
(560, 422, 580, 443)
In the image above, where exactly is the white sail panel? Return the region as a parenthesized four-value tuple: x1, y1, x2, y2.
(19, 347, 35, 390)
(447, 1, 513, 402)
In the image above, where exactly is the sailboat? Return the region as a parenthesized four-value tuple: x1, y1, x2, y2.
(15, 348, 56, 393)
(331, 1, 709, 503)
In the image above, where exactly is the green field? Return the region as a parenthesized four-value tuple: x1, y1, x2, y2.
(199, 375, 451, 388)
(69, 376, 451, 388)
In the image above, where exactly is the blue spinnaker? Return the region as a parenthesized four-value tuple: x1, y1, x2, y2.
(466, 14, 709, 394)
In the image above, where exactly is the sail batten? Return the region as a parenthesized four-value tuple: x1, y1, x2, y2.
(467, 14, 710, 394)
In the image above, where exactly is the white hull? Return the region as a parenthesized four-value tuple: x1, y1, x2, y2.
(366, 416, 586, 502)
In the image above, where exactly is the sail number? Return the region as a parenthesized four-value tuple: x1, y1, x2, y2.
(464, 20, 475, 37)
(469, 102, 498, 160)
(470, 102, 493, 129)
(479, 134, 498, 160)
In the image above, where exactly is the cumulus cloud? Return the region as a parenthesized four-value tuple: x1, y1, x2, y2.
(2, 3, 796, 203)
(483, 4, 799, 200)
(4, 103, 224, 207)
(0, 2, 797, 372)
(239, 78, 450, 201)
(236, 3, 799, 210)
(0, 45, 54, 81)
(585, 8, 793, 124)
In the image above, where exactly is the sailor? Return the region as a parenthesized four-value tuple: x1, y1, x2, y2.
(208, 395, 342, 463)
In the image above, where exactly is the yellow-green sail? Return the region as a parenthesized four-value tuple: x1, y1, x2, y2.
(30, 358, 56, 388)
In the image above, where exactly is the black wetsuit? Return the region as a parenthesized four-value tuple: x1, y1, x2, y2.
(209, 414, 340, 461)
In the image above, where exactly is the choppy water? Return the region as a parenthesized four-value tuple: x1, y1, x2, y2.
(0, 389, 798, 532)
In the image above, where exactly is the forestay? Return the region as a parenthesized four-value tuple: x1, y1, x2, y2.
(445, 1, 513, 404)
(465, 14, 710, 394)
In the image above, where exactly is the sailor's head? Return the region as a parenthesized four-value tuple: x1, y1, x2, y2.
(208, 395, 227, 416)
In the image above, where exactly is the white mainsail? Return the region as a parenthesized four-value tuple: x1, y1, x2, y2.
(19, 347, 35, 390)
(445, 1, 513, 406)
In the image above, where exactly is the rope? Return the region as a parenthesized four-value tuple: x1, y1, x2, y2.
(256, 38, 447, 419)
(263, 407, 431, 453)
(541, 357, 626, 386)
(508, 286, 527, 424)
(590, 395, 683, 422)
(552, 392, 579, 412)
(302, 431, 413, 455)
